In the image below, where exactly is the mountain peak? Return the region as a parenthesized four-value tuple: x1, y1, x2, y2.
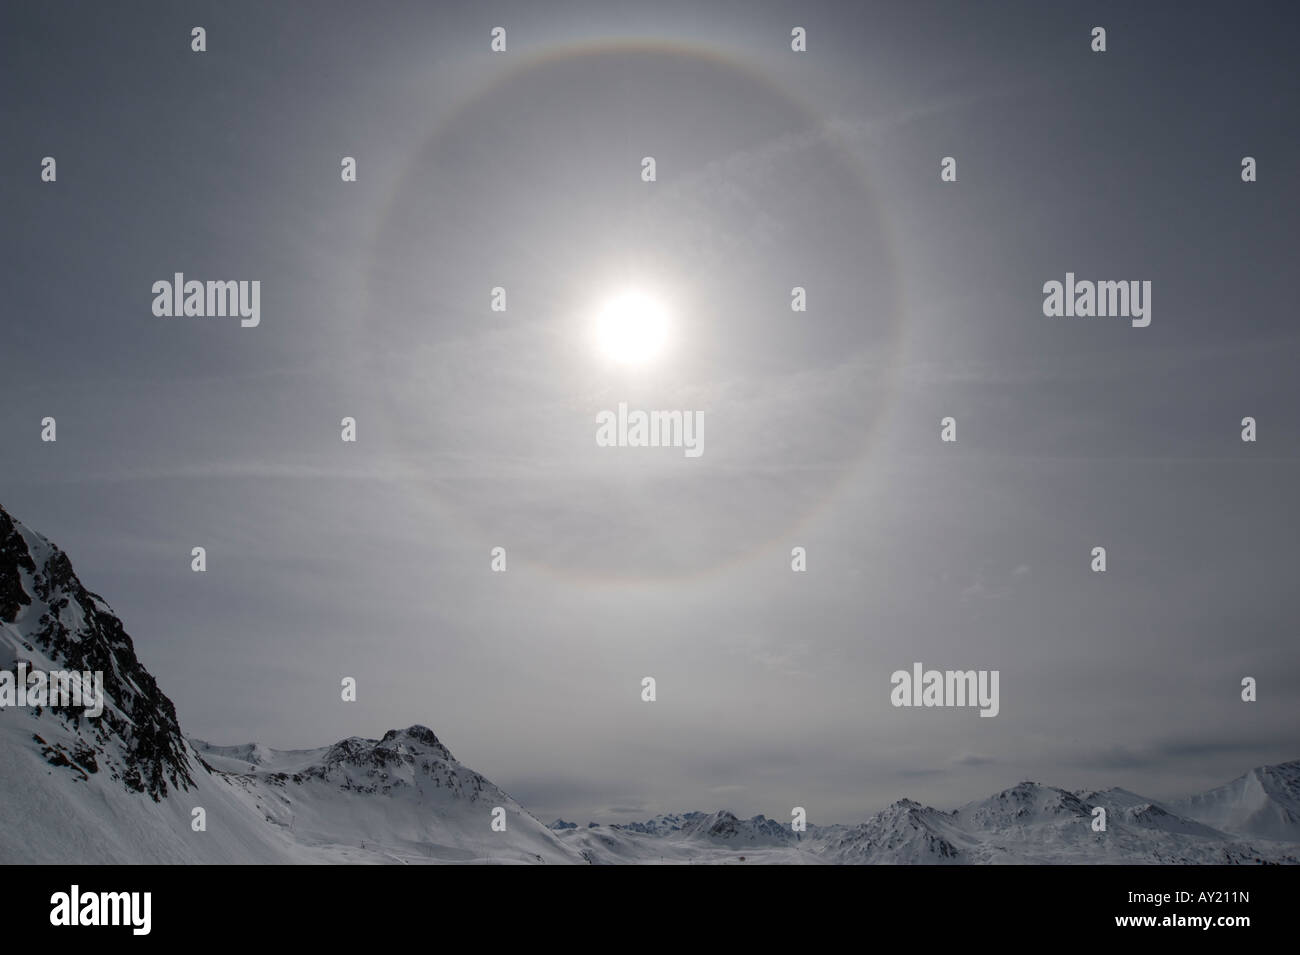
(1171, 759, 1300, 841)
(379, 725, 446, 751)
(0, 504, 192, 801)
(957, 781, 1090, 831)
(679, 809, 795, 845)
(4, 502, 1298, 865)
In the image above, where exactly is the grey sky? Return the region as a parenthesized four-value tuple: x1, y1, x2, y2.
(3, 1, 1297, 824)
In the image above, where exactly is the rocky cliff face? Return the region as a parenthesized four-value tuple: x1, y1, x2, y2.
(0, 505, 193, 800)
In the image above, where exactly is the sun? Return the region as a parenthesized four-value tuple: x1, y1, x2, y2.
(594, 289, 670, 364)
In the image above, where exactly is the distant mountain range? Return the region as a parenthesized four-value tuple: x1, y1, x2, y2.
(2, 503, 1297, 864)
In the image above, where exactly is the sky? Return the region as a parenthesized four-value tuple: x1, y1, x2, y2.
(2, 0, 1298, 825)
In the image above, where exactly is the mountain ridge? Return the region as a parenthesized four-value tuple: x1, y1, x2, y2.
(1, 502, 1297, 865)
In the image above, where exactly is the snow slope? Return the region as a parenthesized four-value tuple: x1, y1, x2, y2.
(561, 779, 1300, 865)
(1169, 762, 1300, 842)
(1, 502, 1297, 865)
(195, 726, 581, 864)
(0, 504, 578, 865)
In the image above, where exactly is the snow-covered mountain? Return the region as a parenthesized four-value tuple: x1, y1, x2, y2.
(1078, 787, 1225, 839)
(814, 799, 976, 864)
(1168, 762, 1300, 842)
(0, 506, 192, 802)
(570, 776, 1300, 865)
(1, 503, 1297, 865)
(678, 810, 798, 846)
(602, 809, 794, 845)
(0, 504, 579, 864)
(192, 726, 578, 864)
(609, 811, 705, 836)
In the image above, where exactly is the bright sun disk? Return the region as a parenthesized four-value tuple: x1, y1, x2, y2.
(595, 290, 670, 364)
